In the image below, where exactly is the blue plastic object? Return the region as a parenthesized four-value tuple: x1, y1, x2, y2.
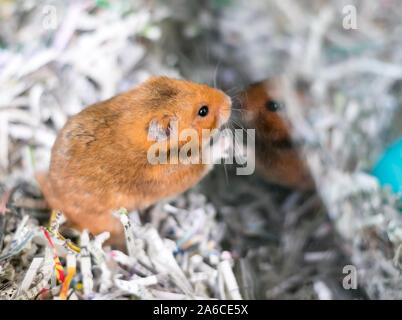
(372, 136, 402, 198)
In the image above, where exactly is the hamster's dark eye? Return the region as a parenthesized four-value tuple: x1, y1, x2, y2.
(265, 100, 281, 112)
(198, 105, 209, 117)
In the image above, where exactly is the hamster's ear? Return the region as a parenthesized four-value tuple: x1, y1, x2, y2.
(147, 116, 178, 142)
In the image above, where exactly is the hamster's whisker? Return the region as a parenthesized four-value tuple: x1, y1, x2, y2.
(230, 108, 245, 114)
(223, 119, 245, 157)
(213, 60, 222, 89)
(229, 118, 254, 139)
(233, 130, 245, 155)
(225, 86, 242, 95)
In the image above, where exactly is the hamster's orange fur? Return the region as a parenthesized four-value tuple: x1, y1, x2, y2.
(36, 76, 231, 245)
(240, 78, 314, 190)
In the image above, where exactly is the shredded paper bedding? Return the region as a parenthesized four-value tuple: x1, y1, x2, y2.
(0, 0, 401, 300)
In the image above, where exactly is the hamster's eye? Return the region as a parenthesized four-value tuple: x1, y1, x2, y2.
(265, 100, 282, 112)
(198, 105, 209, 117)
